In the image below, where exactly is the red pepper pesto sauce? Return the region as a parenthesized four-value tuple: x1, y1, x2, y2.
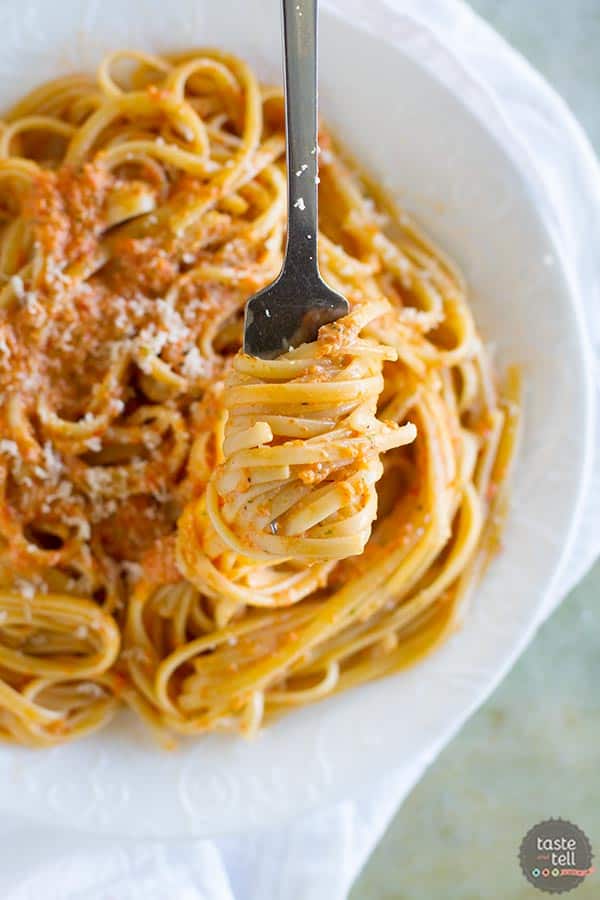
(0, 161, 268, 587)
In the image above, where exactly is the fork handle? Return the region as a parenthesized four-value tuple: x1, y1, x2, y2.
(281, 0, 320, 281)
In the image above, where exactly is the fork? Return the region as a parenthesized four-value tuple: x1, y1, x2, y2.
(243, 0, 349, 359)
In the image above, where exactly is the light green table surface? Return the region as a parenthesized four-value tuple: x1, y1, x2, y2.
(352, 2, 600, 897)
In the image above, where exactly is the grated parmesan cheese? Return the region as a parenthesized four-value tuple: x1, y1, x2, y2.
(90, 498, 118, 523)
(85, 436, 102, 452)
(0, 439, 20, 460)
(181, 346, 205, 379)
(43, 479, 73, 509)
(0, 330, 11, 361)
(154, 299, 190, 344)
(63, 515, 91, 541)
(141, 430, 161, 450)
(121, 560, 143, 583)
(84, 467, 117, 495)
(10, 275, 25, 299)
(14, 579, 36, 600)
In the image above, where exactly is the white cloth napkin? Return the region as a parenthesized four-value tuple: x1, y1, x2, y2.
(1, 1, 599, 897)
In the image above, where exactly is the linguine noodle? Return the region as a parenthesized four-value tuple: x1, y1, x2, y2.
(0, 50, 519, 746)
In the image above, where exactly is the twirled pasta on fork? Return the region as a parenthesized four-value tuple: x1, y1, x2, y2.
(206, 299, 416, 563)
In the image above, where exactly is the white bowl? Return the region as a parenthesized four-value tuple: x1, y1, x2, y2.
(0, 0, 593, 837)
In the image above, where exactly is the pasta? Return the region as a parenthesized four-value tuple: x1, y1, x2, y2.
(205, 299, 417, 563)
(0, 50, 519, 746)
